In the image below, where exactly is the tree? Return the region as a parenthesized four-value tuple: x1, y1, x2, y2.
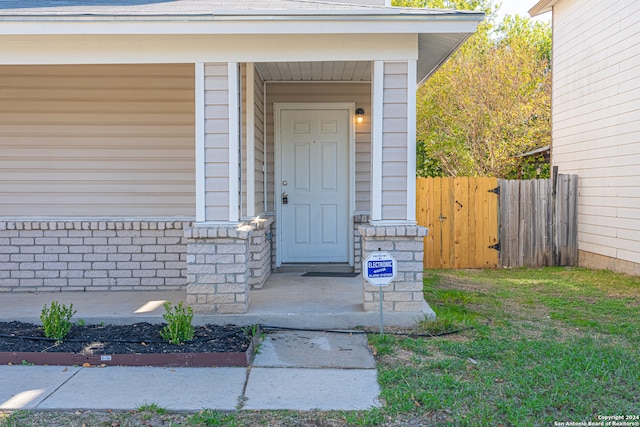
(395, 0, 552, 178)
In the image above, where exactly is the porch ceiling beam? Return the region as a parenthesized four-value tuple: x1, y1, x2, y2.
(0, 34, 418, 66)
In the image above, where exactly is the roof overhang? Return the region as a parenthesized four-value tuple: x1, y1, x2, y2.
(529, 0, 558, 17)
(0, 1, 484, 85)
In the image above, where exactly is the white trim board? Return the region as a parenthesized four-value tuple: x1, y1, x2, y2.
(195, 62, 206, 222)
(228, 62, 240, 222)
(246, 62, 256, 218)
(371, 61, 384, 221)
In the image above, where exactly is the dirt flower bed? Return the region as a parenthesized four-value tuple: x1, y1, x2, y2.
(0, 321, 255, 363)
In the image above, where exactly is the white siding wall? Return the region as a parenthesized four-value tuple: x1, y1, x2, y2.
(381, 62, 408, 220)
(240, 64, 266, 218)
(552, 0, 640, 267)
(204, 63, 230, 221)
(265, 82, 372, 213)
(0, 64, 195, 217)
(254, 68, 266, 216)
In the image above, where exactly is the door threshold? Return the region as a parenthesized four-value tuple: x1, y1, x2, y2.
(276, 263, 353, 274)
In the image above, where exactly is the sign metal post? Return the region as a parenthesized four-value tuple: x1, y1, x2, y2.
(362, 250, 397, 335)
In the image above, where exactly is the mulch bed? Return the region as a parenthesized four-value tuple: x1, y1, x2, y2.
(0, 321, 253, 354)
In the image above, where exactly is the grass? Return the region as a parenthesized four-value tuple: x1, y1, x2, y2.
(368, 267, 640, 426)
(1, 267, 639, 426)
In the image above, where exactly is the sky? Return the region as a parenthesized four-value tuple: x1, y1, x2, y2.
(495, 0, 551, 23)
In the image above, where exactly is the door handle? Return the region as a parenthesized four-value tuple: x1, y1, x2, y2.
(282, 192, 288, 205)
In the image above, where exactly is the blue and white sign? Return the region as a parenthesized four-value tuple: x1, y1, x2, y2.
(363, 251, 397, 287)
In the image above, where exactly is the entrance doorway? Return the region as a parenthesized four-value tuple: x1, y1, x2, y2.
(275, 104, 354, 265)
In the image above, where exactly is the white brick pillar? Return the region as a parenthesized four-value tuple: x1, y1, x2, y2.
(185, 223, 251, 314)
(185, 217, 273, 314)
(358, 223, 430, 314)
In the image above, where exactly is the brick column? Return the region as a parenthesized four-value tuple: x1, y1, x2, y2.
(358, 223, 429, 313)
(185, 217, 273, 314)
(248, 216, 273, 290)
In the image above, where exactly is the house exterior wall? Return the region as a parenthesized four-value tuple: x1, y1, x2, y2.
(254, 67, 267, 216)
(551, 0, 640, 274)
(0, 64, 195, 217)
(203, 63, 232, 221)
(381, 61, 409, 220)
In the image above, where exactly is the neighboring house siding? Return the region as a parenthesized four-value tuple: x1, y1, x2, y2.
(0, 64, 195, 218)
(204, 63, 231, 221)
(382, 61, 408, 220)
(552, 0, 640, 271)
(265, 82, 372, 213)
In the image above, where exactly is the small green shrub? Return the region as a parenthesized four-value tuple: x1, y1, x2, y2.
(160, 301, 194, 345)
(40, 301, 76, 340)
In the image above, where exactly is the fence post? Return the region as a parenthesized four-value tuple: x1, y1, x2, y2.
(551, 166, 559, 265)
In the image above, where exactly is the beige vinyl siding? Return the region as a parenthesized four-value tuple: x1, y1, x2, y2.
(265, 82, 372, 213)
(552, 0, 640, 266)
(254, 68, 266, 215)
(381, 61, 408, 221)
(0, 64, 194, 217)
(241, 64, 266, 218)
(204, 63, 230, 221)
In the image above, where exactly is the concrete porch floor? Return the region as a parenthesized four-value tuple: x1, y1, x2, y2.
(0, 273, 430, 329)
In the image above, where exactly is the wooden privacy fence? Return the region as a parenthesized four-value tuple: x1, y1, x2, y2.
(417, 177, 499, 269)
(499, 173, 578, 267)
(416, 173, 578, 269)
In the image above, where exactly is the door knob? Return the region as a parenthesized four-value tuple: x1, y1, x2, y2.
(282, 192, 288, 205)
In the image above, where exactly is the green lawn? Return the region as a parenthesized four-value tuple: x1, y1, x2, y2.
(368, 267, 640, 426)
(2, 267, 639, 426)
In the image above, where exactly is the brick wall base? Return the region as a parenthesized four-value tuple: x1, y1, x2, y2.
(358, 223, 430, 314)
(353, 214, 370, 273)
(0, 220, 190, 292)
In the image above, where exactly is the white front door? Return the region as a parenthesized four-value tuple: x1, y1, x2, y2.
(279, 107, 350, 263)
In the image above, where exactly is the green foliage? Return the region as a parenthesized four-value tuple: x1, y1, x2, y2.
(188, 409, 237, 426)
(160, 301, 195, 345)
(40, 301, 76, 340)
(504, 153, 551, 179)
(402, 0, 552, 178)
(136, 402, 168, 415)
(393, 0, 495, 16)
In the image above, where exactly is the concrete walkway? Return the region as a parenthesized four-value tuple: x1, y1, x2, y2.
(0, 331, 381, 412)
(0, 273, 431, 328)
(0, 273, 428, 411)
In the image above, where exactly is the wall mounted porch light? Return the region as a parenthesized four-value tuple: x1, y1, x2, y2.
(355, 108, 365, 124)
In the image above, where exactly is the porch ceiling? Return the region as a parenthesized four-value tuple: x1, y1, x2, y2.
(256, 61, 371, 82)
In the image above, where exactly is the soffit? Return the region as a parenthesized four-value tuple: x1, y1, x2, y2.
(256, 61, 371, 82)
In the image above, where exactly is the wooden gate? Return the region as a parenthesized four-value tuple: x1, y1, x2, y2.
(417, 177, 499, 269)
